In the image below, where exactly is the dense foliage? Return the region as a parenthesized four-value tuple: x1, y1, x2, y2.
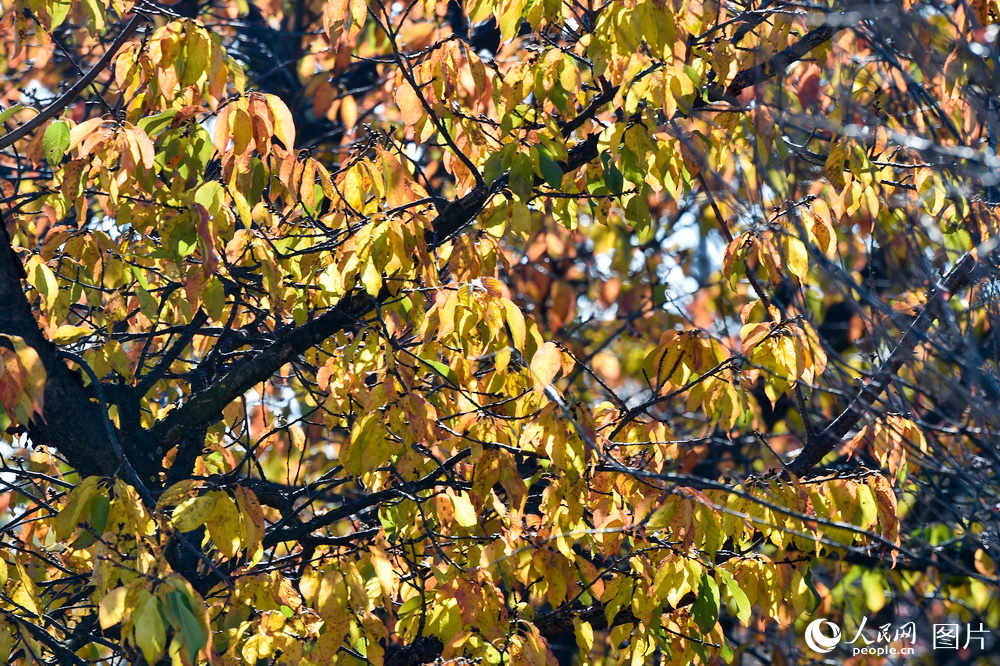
(1, 0, 1000, 663)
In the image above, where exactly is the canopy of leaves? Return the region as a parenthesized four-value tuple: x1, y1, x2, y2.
(0, 0, 999, 664)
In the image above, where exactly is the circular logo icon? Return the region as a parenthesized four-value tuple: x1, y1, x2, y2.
(805, 618, 842, 653)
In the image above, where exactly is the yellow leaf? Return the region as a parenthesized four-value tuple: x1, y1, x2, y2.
(242, 634, 275, 662)
(361, 260, 382, 296)
(171, 494, 218, 532)
(54, 476, 100, 539)
(156, 480, 200, 511)
(784, 235, 808, 282)
(370, 546, 395, 597)
(205, 492, 242, 558)
(234, 486, 265, 553)
(133, 595, 166, 664)
(0, 624, 10, 663)
(574, 619, 594, 653)
(501, 298, 526, 350)
(264, 93, 295, 149)
(451, 492, 478, 528)
(26, 257, 58, 311)
(10, 580, 39, 617)
(99, 586, 128, 629)
(126, 126, 155, 170)
(529, 341, 562, 395)
(50, 325, 91, 344)
(340, 94, 358, 129)
(12, 560, 39, 617)
(344, 167, 364, 211)
(855, 483, 878, 530)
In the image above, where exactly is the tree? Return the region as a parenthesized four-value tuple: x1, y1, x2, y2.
(1, 0, 999, 662)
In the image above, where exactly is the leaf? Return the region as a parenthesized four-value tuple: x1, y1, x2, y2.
(242, 634, 275, 662)
(868, 475, 900, 563)
(361, 260, 382, 296)
(0, 103, 26, 127)
(420, 357, 458, 386)
(855, 483, 878, 531)
(370, 546, 395, 597)
(80, 0, 105, 31)
(234, 486, 265, 553)
(529, 341, 562, 395)
(99, 587, 128, 629)
(12, 561, 39, 617)
(716, 568, 751, 626)
(691, 573, 720, 634)
(264, 93, 295, 149)
(450, 492, 478, 528)
(165, 590, 207, 660)
(27, 257, 59, 311)
(7, 336, 46, 416)
(54, 476, 100, 539)
(42, 120, 70, 166)
(537, 147, 564, 188)
(50, 325, 91, 344)
(133, 595, 166, 664)
(67, 116, 104, 152)
(395, 81, 423, 126)
(213, 104, 231, 155)
(784, 235, 809, 282)
(501, 298, 526, 350)
(171, 494, 218, 532)
(574, 619, 594, 653)
(157, 480, 200, 510)
(72, 491, 110, 548)
(137, 109, 177, 137)
(205, 493, 242, 558)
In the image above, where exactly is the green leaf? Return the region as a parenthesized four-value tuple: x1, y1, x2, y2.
(194, 181, 224, 215)
(720, 640, 735, 663)
(70, 491, 110, 549)
(537, 147, 564, 188)
(691, 573, 720, 634)
(0, 103, 26, 127)
(137, 109, 178, 137)
(601, 153, 624, 195)
(43, 120, 70, 166)
(166, 591, 206, 660)
(717, 567, 751, 625)
(419, 357, 458, 386)
(89, 492, 110, 534)
(49, 0, 73, 29)
(803, 569, 823, 613)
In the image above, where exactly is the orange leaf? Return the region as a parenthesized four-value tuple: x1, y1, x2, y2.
(529, 342, 562, 396)
(395, 81, 423, 126)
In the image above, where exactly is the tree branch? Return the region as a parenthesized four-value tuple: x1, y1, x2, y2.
(787, 248, 982, 474)
(150, 20, 841, 475)
(0, 213, 118, 478)
(723, 24, 840, 98)
(151, 291, 376, 450)
(262, 448, 470, 547)
(0, 14, 144, 152)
